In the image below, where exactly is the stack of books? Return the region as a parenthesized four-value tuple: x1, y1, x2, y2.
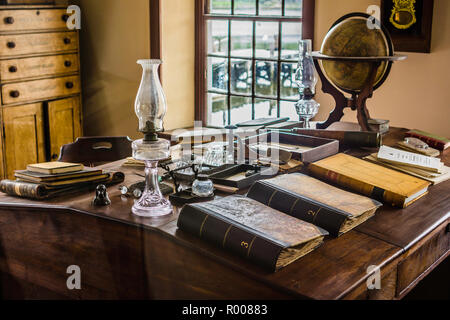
(364, 146, 450, 185)
(0, 162, 124, 200)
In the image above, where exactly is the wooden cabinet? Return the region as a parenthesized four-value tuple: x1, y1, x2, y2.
(3, 103, 45, 179)
(47, 96, 82, 161)
(0, 5, 83, 179)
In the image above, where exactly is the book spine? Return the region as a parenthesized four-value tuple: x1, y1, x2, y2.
(0, 180, 46, 200)
(247, 182, 347, 237)
(405, 132, 446, 150)
(177, 205, 284, 272)
(308, 164, 407, 208)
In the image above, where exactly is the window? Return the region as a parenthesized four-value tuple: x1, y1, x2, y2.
(195, 0, 315, 127)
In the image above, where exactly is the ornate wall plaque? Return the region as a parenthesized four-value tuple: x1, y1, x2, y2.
(381, 0, 434, 53)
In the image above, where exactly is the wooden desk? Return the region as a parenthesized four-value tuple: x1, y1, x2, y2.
(0, 128, 448, 299)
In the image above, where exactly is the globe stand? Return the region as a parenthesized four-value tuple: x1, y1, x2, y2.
(311, 53, 407, 132)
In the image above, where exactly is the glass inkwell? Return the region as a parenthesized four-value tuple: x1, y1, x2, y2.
(295, 40, 320, 129)
(192, 174, 214, 198)
(131, 59, 173, 217)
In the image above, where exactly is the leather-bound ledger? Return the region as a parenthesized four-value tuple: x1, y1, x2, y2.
(309, 153, 431, 208)
(177, 196, 327, 272)
(0, 172, 125, 200)
(247, 174, 381, 237)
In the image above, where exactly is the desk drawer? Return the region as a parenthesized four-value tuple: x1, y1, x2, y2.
(1, 54, 79, 81)
(2, 75, 80, 105)
(0, 31, 78, 57)
(397, 222, 450, 296)
(0, 9, 69, 32)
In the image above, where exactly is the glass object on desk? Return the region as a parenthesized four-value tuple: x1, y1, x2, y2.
(294, 40, 320, 128)
(404, 137, 429, 150)
(132, 59, 173, 218)
(192, 174, 214, 198)
(204, 144, 227, 167)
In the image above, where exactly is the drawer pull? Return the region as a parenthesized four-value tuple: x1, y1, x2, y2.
(63, 37, 71, 45)
(9, 90, 20, 98)
(7, 41, 15, 49)
(52, 153, 59, 160)
(8, 66, 17, 73)
(4, 17, 14, 24)
(62, 14, 70, 22)
(65, 82, 74, 89)
(64, 60, 72, 67)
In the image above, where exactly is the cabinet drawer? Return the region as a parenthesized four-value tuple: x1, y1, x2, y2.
(0, 9, 69, 32)
(1, 54, 79, 81)
(2, 75, 80, 105)
(0, 31, 78, 57)
(397, 222, 450, 296)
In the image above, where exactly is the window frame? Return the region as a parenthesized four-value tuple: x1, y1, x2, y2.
(195, 0, 315, 126)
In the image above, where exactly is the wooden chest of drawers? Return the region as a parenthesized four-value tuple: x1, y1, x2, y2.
(0, 5, 82, 179)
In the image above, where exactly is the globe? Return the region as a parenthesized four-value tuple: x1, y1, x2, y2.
(320, 14, 393, 93)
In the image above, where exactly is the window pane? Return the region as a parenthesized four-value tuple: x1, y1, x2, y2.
(255, 60, 278, 98)
(231, 21, 253, 57)
(281, 22, 302, 60)
(279, 100, 298, 120)
(231, 96, 253, 125)
(259, 0, 282, 16)
(254, 99, 277, 119)
(235, 0, 256, 15)
(208, 93, 229, 127)
(280, 62, 298, 99)
(208, 57, 228, 92)
(285, 0, 303, 17)
(255, 21, 279, 59)
(209, 0, 231, 14)
(231, 59, 252, 95)
(207, 20, 229, 56)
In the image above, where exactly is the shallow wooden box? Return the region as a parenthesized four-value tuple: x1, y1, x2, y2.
(244, 132, 339, 164)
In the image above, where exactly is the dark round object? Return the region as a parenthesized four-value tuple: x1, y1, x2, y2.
(64, 60, 72, 67)
(4, 17, 14, 24)
(8, 66, 17, 73)
(7, 41, 15, 49)
(65, 82, 74, 89)
(320, 13, 394, 93)
(62, 14, 70, 22)
(9, 90, 19, 98)
(63, 37, 71, 44)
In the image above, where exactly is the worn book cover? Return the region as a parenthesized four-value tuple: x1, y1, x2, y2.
(406, 129, 450, 150)
(15, 168, 103, 183)
(0, 172, 125, 200)
(27, 162, 84, 175)
(178, 196, 327, 272)
(309, 153, 431, 208)
(247, 174, 381, 236)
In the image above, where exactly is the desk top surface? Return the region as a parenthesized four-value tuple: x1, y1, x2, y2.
(0, 128, 448, 299)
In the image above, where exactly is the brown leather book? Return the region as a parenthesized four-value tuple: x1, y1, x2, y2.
(0, 172, 125, 200)
(247, 174, 382, 237)
(309, 153, 431, 208)
(178, 196, 327, 272)
(15, 168, 104, 183)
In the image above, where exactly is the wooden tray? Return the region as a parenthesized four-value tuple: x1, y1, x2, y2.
(209, 164, 275, 189)
(244, 132, 339, 164)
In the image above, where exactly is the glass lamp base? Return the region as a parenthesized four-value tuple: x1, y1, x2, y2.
(131, 139, 173, 218)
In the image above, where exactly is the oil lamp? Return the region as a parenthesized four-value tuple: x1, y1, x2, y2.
(131, 59, 172, 217)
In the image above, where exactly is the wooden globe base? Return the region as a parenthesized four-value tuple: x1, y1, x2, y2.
(314, 59, 380, 132)
(312, 53, 406, 132)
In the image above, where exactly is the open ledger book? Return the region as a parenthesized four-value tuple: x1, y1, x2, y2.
(177, 173, 381, 272)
